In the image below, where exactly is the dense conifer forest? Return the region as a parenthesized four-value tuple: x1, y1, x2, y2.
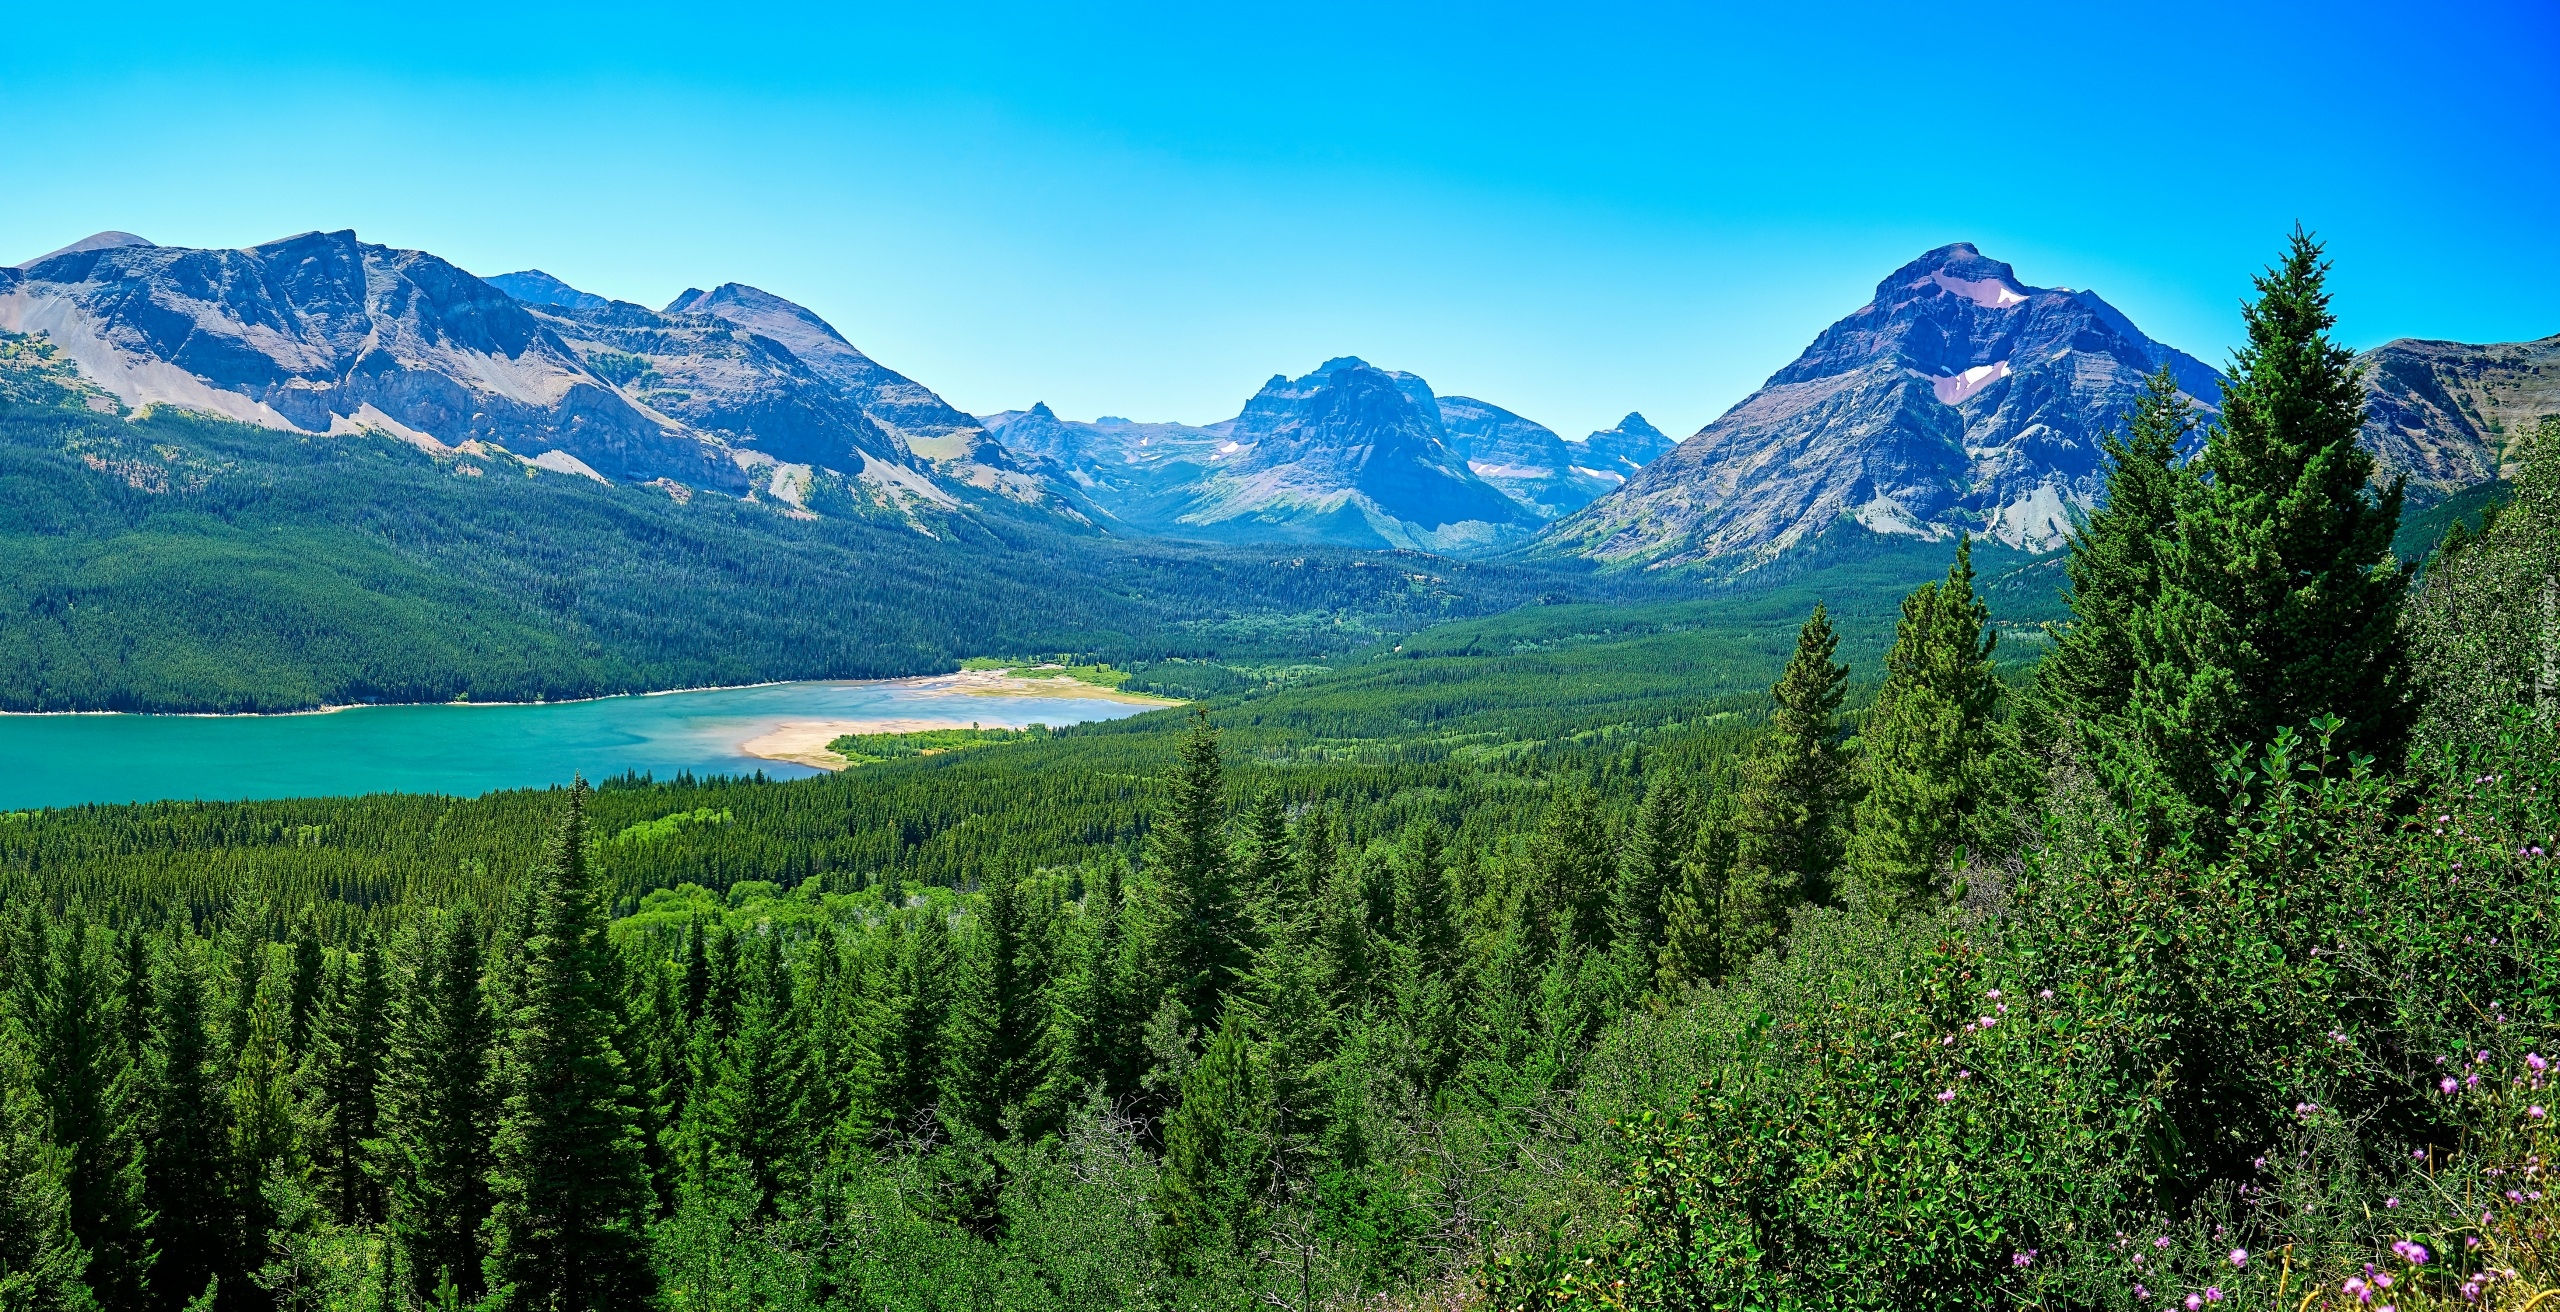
(1, 237, 2554, 1312)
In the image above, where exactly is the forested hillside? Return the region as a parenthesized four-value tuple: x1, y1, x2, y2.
(0, 237, 2553, 1312)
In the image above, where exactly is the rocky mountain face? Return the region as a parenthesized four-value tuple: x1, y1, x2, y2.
(0, 230, 1060, 525)
(2359, 332, 2560, 502)
(1578, 412, 1676, 480)
(984, 358, 1562, 551)
(1435, 395, 1617, 518)
(0, 230, 743, 488)
(1541, 243, 2226, 575)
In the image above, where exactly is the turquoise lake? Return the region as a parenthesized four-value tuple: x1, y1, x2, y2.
(0, 679, 1175, 810)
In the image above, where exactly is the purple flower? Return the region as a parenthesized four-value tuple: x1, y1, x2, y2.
(2529, 1053, 2548, 1072)
(2445, 1077, 2462, 1094)
(2230, 1249, 2248, 1268)
(2135, 1285, 2150, 1300)
(2040, 989, 2054, 999)
(2013, 1250, 2036, 1268)
(1987, 989, 2002, 1000)
(2156, 1236, 2172, 1249)
(1936, 1089, 1956, 1102)
(2531, 1106, 2547, 1119)
(2206, 1288, 2224, 1303)
(2386, 1197, 2401, 1209)
(2186, 1295, 2203, 1311)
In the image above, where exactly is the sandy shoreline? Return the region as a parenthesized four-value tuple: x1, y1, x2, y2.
(736, 672, 1181, 771)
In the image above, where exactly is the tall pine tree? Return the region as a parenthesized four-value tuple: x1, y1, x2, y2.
(300, 938, 388, 1226)
(21, 908, 148, 1312)
(2126, 229, 2412, 806)
(482, 783, 658, 1312)
(141, 937, 233, 1312)
(1144, 709, 1245, 1037)
(1848, 540, 2012, 914)
(942, 874, 1048, 1141)
(1727, 603, 1851, 947)
(382, 907, 496, 1306)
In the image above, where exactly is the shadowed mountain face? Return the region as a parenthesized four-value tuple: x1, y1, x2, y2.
(2359, 332, 2560, 502)
(984, 358, 1554, 552)
(1539, 242, 2225, 574)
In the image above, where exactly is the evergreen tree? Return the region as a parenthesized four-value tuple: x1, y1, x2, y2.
(678, 919, 710, 1028)
(1727, 603, 1851, 944)
(283, 925, 324, 1060)
(141, 938, 233, 1312)
(1057, 863, 1141, 1109)
(1523, 788, 1615, 960)
(1848, 539, 2011, 914)
(692, 936, 808, 1220)
(482, 784, 658, 1312)
(1239, 790, 1295, 939)
(1657, 791, 1740, 991)
(381, 907, 495, 1306)
(1146, 709, 1245, 1037)
(0, 1023, 88, 1312)
(1392, 821, 1459, 985)
(1154, 1007, 1270, 1269)
(225, 963, 299, 1282)
(1611, 778, 1690, 977)
(2035, 364, 2195, 754)
(941, 875, 1046, 1141)
(870, 913, 952, 1134)
(300, 938, 388, 1226)
(2128, 229, 2413, 803)
(21, 909, 148, 1312)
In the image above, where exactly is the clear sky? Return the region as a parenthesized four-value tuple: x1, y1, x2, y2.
(4, 1, 2553, 440)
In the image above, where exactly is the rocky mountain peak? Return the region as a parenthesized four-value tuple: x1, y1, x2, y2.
(1538, 243, 2223, 573)
(16, 231, 154, 269)
(486, 269, 612, 311)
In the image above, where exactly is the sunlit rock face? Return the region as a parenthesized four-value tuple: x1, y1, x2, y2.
(1540, 243, 2224, 575)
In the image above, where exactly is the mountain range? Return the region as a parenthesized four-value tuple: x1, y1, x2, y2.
(978, 360, 1673, 550)
(4, 229, 2545, 580)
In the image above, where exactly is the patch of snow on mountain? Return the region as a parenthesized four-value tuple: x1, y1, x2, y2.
(1926, 272, 2028, 309)
(1932, 360, 2012, 405)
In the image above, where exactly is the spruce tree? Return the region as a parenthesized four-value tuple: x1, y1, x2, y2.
(1145, 709, 1244, 1036)
(1727, 603, 1851, 944)
(1393, 821, 1459, 984)
(382, 908, 496, 1306)
(141, 937, 234, 1312)
(482, 784, 658, 1312)
(1611, 778, 1691, 977)
(942, 875, 1046, 1141)
(22, 909, 148, 1312)
(283, 925, 324, 1059)
(2130, 229, 2413, 801)
(1656, 790, 1740, 990)
(226, 963, 299, 1274)
(1239, 791, 1295, 939)
(0, 1023, 87, 1312)
(1057, 863, 1140, 1108)
(870, 913, 952, 1134)
(692, 935, 808, 1220)
(300, 938, 388, 1226)
(2035, 364, 2195, 752)
(1848, 540, 2011, 914)
(1154, 1006, 1270, 1269)
(1524, 788, 1615, 960)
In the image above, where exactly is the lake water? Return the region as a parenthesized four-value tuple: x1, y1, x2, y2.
(0, 678, 1174, 810)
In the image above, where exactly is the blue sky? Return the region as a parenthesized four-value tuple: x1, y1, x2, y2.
(4, 1, 2553, 440)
